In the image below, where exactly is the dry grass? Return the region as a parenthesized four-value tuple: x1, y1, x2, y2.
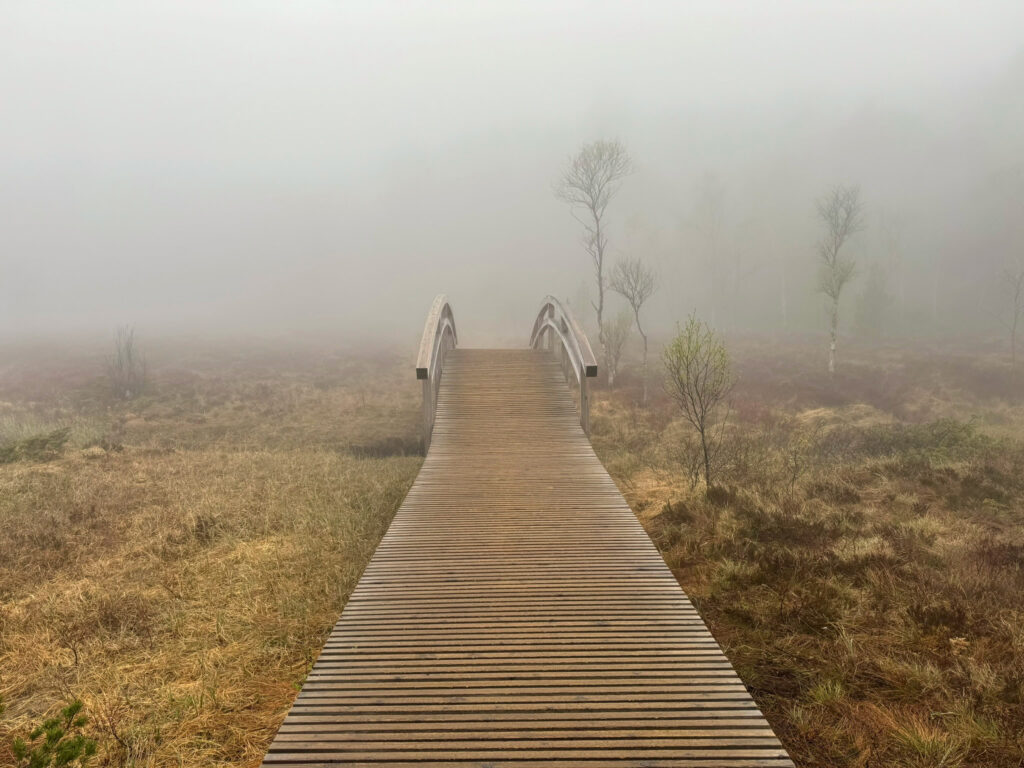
(3, 334, 1023, 767)
(0, 340, 421, 767)
(593, 337, 1024, 768)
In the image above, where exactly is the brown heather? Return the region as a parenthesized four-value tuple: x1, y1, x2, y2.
(592, 337, 1024, 768)
(2, 336, 1023, 767)
(0, 342, 421, 767)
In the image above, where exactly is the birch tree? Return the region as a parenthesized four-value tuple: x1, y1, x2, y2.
(555, 140, 632, 379)
(663, 312, 735, 489)
(602, 310, 633, 389)
(610, 257, 657, 405)
(816, 185, 865, 376)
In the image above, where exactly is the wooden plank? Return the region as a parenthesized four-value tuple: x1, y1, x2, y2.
(262, 349, 792, 767)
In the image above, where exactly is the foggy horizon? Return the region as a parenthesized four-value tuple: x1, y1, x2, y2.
(3, 2, 1024, 347)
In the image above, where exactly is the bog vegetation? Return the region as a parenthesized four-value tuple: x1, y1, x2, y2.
(593, 337, 1024, 768)
(1, 331, 1022, 767)
(0, 340, 421, 766)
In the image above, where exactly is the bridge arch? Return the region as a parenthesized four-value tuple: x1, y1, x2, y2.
(415, 294, 457, 448)
(529, 296, 598, 434)
(415, 295, 599, 446)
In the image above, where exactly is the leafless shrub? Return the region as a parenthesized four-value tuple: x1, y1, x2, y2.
(666, 429, 707, 491)
(601, 309, 632, 388)
(610, 257, 657, 404)
(107, 325, 147, 400)
(783, 423, 824, 491)
(714, 414, 823, 494)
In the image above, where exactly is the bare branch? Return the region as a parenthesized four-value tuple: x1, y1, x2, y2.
(554, 139, 632, 371)
(107, 325, 147, 400)
(816, 184, 864, 300)
(610, 256, 657, 317)
(610, 256, 658, 404)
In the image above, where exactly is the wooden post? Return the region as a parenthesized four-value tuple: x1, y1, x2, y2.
(422, 376, 433, 451)
(579, 363, 589, 435)
(559, 338, 567, 383)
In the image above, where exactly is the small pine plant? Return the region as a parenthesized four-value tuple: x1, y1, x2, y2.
(7, 698, 98, 768)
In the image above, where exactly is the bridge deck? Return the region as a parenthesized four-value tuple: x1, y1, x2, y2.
(263, 348, 792, 767)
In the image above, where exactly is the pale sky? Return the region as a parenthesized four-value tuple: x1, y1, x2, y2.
(2, 2, 1023, 342)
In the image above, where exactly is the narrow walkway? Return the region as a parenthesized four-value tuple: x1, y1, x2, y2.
(262, 348, 792, 767)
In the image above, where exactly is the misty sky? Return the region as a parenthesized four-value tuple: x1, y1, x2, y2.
(3, 2, 1023, 345)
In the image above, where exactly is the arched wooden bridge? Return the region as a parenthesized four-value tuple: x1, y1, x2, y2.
(262, 296, 792, 767)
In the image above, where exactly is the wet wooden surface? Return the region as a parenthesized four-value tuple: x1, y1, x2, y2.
(262, 349, 792, 767)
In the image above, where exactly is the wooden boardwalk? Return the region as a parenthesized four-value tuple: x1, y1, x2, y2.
(262, 348, 792, 767)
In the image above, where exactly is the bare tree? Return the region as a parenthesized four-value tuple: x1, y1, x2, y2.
(602, 310, 633, 389)
(663, 312, 736, 489)
(107, 325, 147, 400)
(610, 257, 657, 405)
(555, 139, 632, 376)
(1000, 260, 1024, 373)
(816, 185, 865, 376)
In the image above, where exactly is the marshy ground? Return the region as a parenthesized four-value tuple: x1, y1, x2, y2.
(595, 336, 1024, 767)
(1, 335, 1022, 767)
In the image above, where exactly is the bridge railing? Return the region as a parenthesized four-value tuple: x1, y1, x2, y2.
(416, 294, 457, 450)
(530, 296, 598, 434)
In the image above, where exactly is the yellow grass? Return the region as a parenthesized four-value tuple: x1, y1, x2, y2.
(592, 338, 1024, 767)
(0, 342, 421, 767)
(2, 336, 1023, 767)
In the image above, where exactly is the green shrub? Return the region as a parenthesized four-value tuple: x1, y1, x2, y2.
(5, 698, 98, 767)
(822, 418, 993, 463)
(0, 428, 71, 464)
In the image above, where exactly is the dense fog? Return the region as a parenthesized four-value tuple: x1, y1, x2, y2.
(2, 2, 1023, 346)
